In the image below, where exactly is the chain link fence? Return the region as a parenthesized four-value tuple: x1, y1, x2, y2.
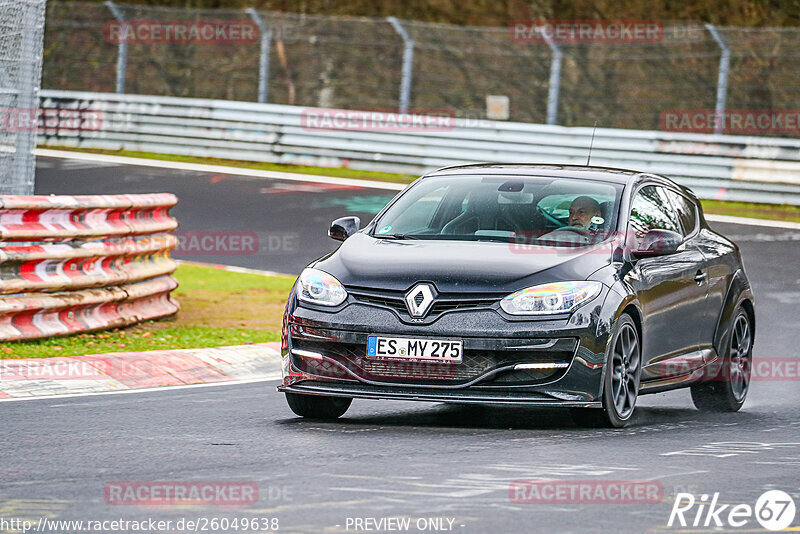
(1, 0, 46, 194)
(42, 2, 800, 134)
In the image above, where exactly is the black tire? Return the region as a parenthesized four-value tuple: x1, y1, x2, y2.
(285, 392, 352, 419)
(691, 307, 752, 412)
(571, 313, 641, 428)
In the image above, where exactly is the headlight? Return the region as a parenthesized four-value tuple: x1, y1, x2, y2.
(296, 268, 348, 307)
(500, 281, 602, 315)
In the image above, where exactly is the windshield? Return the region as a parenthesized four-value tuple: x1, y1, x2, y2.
(372, 174, 624, 246)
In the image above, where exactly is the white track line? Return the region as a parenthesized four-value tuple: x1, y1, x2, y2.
(0, 375, 281, 404)
(38, 149, 800, 229)
(36, 149, 407, 191)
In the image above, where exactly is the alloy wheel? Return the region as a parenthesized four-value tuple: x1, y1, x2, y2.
(611, 323, 640, 419)
(728, 314, 752, 402)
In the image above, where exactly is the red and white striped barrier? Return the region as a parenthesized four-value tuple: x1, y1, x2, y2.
(0, 193, 177, 240)
(0, 194, 179, 341)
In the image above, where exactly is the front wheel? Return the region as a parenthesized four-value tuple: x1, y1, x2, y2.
(691, 307, 752, 412)
(571, 313, 641, 428)
(285, 392, 352, 419)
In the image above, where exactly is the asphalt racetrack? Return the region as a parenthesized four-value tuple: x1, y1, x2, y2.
(1, 155, 798, 533)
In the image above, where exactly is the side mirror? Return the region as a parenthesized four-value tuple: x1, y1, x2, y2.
(329, 216, 360, 241)
(632, 229, 683, 258)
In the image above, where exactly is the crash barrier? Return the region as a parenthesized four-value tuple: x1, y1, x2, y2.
(0, 194, 179, 341)
(38, 90, 800, 205)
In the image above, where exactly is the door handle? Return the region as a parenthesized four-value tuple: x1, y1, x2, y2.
(694, 270, 707, 284)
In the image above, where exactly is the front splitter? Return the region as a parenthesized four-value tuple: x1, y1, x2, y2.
(278, 382, 601, 408)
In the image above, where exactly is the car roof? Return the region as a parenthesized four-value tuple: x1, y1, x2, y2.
(424, 163, 692, 195)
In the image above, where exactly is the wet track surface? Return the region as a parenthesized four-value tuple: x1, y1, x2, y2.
(1, 156, 798, 533)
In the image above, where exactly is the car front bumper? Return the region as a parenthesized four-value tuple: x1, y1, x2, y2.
(277, 288, 613, 407)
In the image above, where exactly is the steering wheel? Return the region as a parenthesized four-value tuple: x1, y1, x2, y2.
(536, 205, 564, 228)
(554, 225, 590, 235)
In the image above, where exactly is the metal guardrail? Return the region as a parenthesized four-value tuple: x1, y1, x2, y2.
(0, 193, 179, 341)
(38, 90, 800, 205)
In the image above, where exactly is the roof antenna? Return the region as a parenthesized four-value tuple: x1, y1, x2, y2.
(586, 121, 598, 166)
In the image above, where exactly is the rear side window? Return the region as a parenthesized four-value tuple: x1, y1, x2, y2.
(665, 189, 698, 237)
(629, 185, 681, 246)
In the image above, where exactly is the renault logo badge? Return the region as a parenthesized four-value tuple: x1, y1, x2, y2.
(405, 283, 436, 318)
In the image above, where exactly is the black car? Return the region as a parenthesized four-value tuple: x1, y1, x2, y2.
(277, 164, 755, 427)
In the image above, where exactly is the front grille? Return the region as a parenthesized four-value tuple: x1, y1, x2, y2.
(350, 292, 405, 312)
(429, 298, 497, 314)
(347, 286, 500, 320)
(363, 360, 476, 381)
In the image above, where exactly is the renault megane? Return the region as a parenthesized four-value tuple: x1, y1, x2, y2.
(277, 164, 755, 427)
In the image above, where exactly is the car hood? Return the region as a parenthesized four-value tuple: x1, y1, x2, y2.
(312, 233, 612, 293)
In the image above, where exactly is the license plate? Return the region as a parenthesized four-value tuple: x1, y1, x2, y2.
(367, 336, 463, 363)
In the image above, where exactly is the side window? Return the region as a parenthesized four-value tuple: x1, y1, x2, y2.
(629, 185, 681, 246)
(665, 189, 698, 237)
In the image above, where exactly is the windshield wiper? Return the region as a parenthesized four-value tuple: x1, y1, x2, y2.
(374, 233, 420, 240)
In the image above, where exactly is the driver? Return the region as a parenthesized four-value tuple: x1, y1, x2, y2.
(539, 196, 603, 243)
(567, 195, 602, 230)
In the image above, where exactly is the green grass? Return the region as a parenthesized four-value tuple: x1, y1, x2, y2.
(1, 264, 295, 359)
(699, 199, 800, 223)
(2, 326, 281, 358)
(44, 146, 800, 223)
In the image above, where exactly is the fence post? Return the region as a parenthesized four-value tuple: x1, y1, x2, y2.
(387, 17, 414, 113)
(540, 27, 562, 125)
(246, 9, 271, 104)
(705, 24, 730, 135)
(6, 0, 46, 195)
(105, 1, 127, 94)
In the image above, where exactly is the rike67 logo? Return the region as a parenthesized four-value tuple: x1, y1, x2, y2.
(669, 490, 796, 531)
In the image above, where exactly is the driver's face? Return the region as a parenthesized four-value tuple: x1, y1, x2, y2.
(569, 200, 600, 229)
